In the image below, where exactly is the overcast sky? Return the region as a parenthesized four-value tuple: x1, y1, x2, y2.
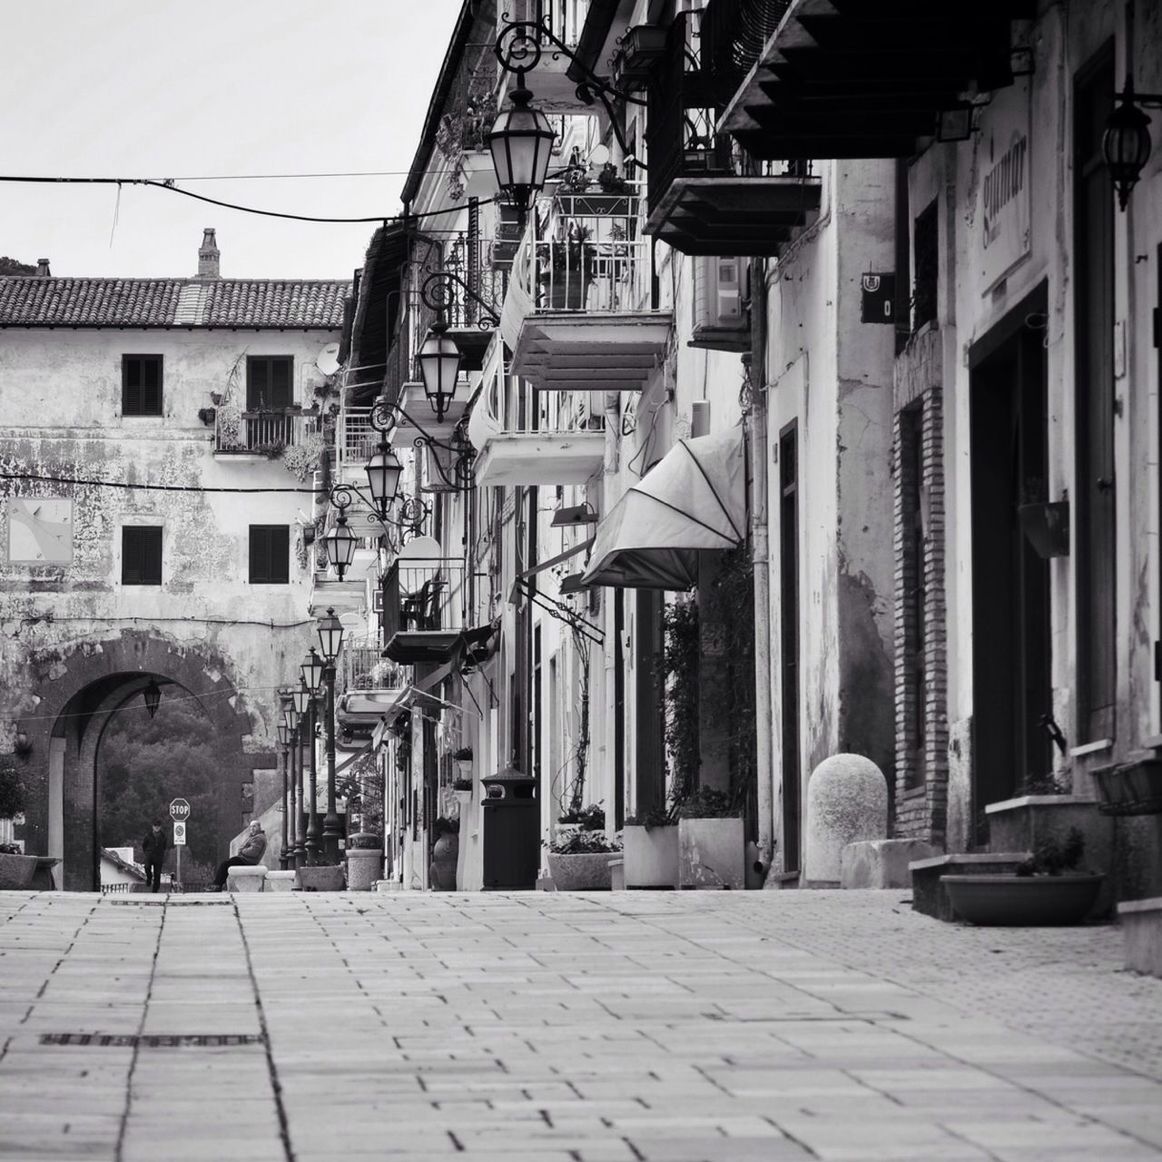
(0, 0, 461, 281)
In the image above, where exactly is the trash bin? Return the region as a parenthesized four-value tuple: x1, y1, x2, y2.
(481, 767, 538, 890)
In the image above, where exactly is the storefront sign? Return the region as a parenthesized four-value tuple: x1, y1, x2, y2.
(977, 84, 1031, 290)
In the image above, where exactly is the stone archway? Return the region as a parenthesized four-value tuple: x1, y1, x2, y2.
(28, 632, 258, 891)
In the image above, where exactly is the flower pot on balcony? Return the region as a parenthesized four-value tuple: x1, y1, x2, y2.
(1094, 757, 1162, 816)
(623, 825, 679, 888)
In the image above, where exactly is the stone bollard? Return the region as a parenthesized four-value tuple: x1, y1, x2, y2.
(803, 754, 887, 886)
(226, 865, 268, 892)
(264, 870, 297, 893)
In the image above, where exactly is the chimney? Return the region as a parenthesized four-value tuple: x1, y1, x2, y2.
(36, 258, 51, 277)
(197, 228, 220, 279)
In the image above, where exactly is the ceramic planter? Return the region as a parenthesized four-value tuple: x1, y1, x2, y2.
(345, 848, 383, 891)
(941, 873, 1104, 926)
(678, 817, 745, 889)
(0, 852, 38, 890)
(547, 851, 615, 890)
(623, 825, 679, 888)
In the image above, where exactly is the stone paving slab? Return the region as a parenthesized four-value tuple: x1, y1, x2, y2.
(1, 889, 1161, 1160)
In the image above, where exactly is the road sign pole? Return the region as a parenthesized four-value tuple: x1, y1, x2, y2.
(177, 844, 182, 892)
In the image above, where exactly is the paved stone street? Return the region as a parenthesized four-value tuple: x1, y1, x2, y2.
(1, 890, 1161, 1162)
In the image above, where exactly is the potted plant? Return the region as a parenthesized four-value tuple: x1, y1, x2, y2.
(197, 406, 216, 426)
(546, 829, 621, 891)
(676, 787, 745, 890)
(941, 827, 1105, 926)
(0, 762, 37, 890)
(623, 803, 679, 889)
(556, 803, 605, 831)
(430, 816, 459, 890)
(539, 224, 592, 310)
(344, 831, 383, 892)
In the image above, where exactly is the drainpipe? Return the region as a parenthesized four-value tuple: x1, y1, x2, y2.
(602, 390, 621, 816)
(748, 260, 775, 881)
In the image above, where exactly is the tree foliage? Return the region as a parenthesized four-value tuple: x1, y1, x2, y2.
(0, 257, 36, 275)
(97, 692, 232, 869)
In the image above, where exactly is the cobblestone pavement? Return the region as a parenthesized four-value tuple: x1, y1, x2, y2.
(1, 889, 1161, 1162)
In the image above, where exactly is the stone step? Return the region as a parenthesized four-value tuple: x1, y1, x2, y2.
(909, 852, 1030, 921)
(1118, 896, 1162, 978)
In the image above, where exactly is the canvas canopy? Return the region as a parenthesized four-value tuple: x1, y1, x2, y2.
(580, 427, 746, 590)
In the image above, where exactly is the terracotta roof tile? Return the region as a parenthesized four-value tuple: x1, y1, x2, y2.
(0, 277, 349, 329)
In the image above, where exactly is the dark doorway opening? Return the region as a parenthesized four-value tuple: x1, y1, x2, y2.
(969, 284, 1052, 843)
(779, 421, 801, 873)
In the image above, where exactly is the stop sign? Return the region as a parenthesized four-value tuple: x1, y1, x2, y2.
(169, 798, 191, 822)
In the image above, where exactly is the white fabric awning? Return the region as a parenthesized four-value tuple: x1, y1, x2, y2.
(580, 427, 746, 590)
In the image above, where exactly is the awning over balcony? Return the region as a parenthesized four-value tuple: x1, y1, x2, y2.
(720, 0, 1025, 160)
(580, 427, 746, 590)
(646, 175, 822, 256)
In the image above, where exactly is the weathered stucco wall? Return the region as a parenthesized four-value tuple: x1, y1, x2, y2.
(0, 326, 335, 883)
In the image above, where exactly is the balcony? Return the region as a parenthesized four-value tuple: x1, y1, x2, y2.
(499, 220, 671, 392)
(380, 554, 471, 665)
(341, 645, 406, 694)
(213, 408, 321, 458)
(469, 367, 605, 487)
(720, 0, 1025, 160)
(499, 0, 592, 114)
(644, 9, 821, 256)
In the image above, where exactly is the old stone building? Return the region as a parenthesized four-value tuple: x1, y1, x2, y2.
(0, 232, 348, 888)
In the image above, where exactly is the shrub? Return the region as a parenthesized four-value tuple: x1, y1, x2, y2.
(1016, 827, 1087, 877)
(557, 803, 604, 831)
(551, 831, 621, 855)
(676, 787, 738, 820)
(624, 804, 675, 829)
(0, 764, 25, 821)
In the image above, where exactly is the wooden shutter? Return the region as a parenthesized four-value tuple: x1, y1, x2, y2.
(122, 356, 162, 415)
(123, 527, 162, 585)
(247, 357, 293, 409)
(249, 526, 289, 584)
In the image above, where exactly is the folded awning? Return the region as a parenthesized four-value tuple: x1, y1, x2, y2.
(580, 427, 746, 590)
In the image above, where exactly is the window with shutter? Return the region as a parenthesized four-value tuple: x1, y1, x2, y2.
(249, 525, 290, 584)
(122, 356, 164, 416)
(122, 526, 163, 585)
(246, 357, 294, 410)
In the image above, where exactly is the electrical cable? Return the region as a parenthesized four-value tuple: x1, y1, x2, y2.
(0, 471, 320, 494)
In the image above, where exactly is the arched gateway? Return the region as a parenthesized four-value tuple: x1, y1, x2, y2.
(27, 633, 257, 891)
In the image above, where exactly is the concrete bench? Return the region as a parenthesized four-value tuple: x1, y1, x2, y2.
(226, 865, 268, 892)
(909, 852, 1029, 921)
(264, 871, 297, 893)
(1119, 897, 1162, 978)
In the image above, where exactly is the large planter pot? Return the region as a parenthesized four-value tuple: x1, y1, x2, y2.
(430, 833, 459, 891)
(942, 874, 1105, 926)
(345, 848, 383, 891)
(678, 817, 745, 889)
(547, 851, 615, 890)
(984, 795, 1112, 918)
(623, 825, 679, 888)
(0, 852, 38, 890)
(296, 864, 345, 892)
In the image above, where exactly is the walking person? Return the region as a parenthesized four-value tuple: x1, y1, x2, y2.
(212, 820, 267, 890)
(142, 821, 169, 893)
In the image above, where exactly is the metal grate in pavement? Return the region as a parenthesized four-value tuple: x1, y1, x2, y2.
(40, 1033, 265, 1048)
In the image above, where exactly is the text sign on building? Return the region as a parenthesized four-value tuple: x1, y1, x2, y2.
(169, 798, 191, 822)
(976, 81, 1031, 291)
(172, 821, 187, 846)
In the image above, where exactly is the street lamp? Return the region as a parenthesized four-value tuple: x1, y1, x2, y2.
(487, 18, 641, 214)
(415, 318, 462, 423)
(322, 509, 358, 582)
(299, 657, 323, 865)
(316, 607, 345, 862)
(365, 441, 404, 519)
(1103, 77, 1158, 210)
(277, 691, 293, 870)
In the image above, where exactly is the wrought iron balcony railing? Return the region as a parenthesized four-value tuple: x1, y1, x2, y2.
(380, 556, 467, 643)
(214, 408, 321, 455)
(341, 644, 406, 693)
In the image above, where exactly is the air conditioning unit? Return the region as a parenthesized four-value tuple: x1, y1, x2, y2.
(690, 255, 749, 352)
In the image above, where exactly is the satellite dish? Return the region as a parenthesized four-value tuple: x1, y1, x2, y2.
(316, 342, 341, 377)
